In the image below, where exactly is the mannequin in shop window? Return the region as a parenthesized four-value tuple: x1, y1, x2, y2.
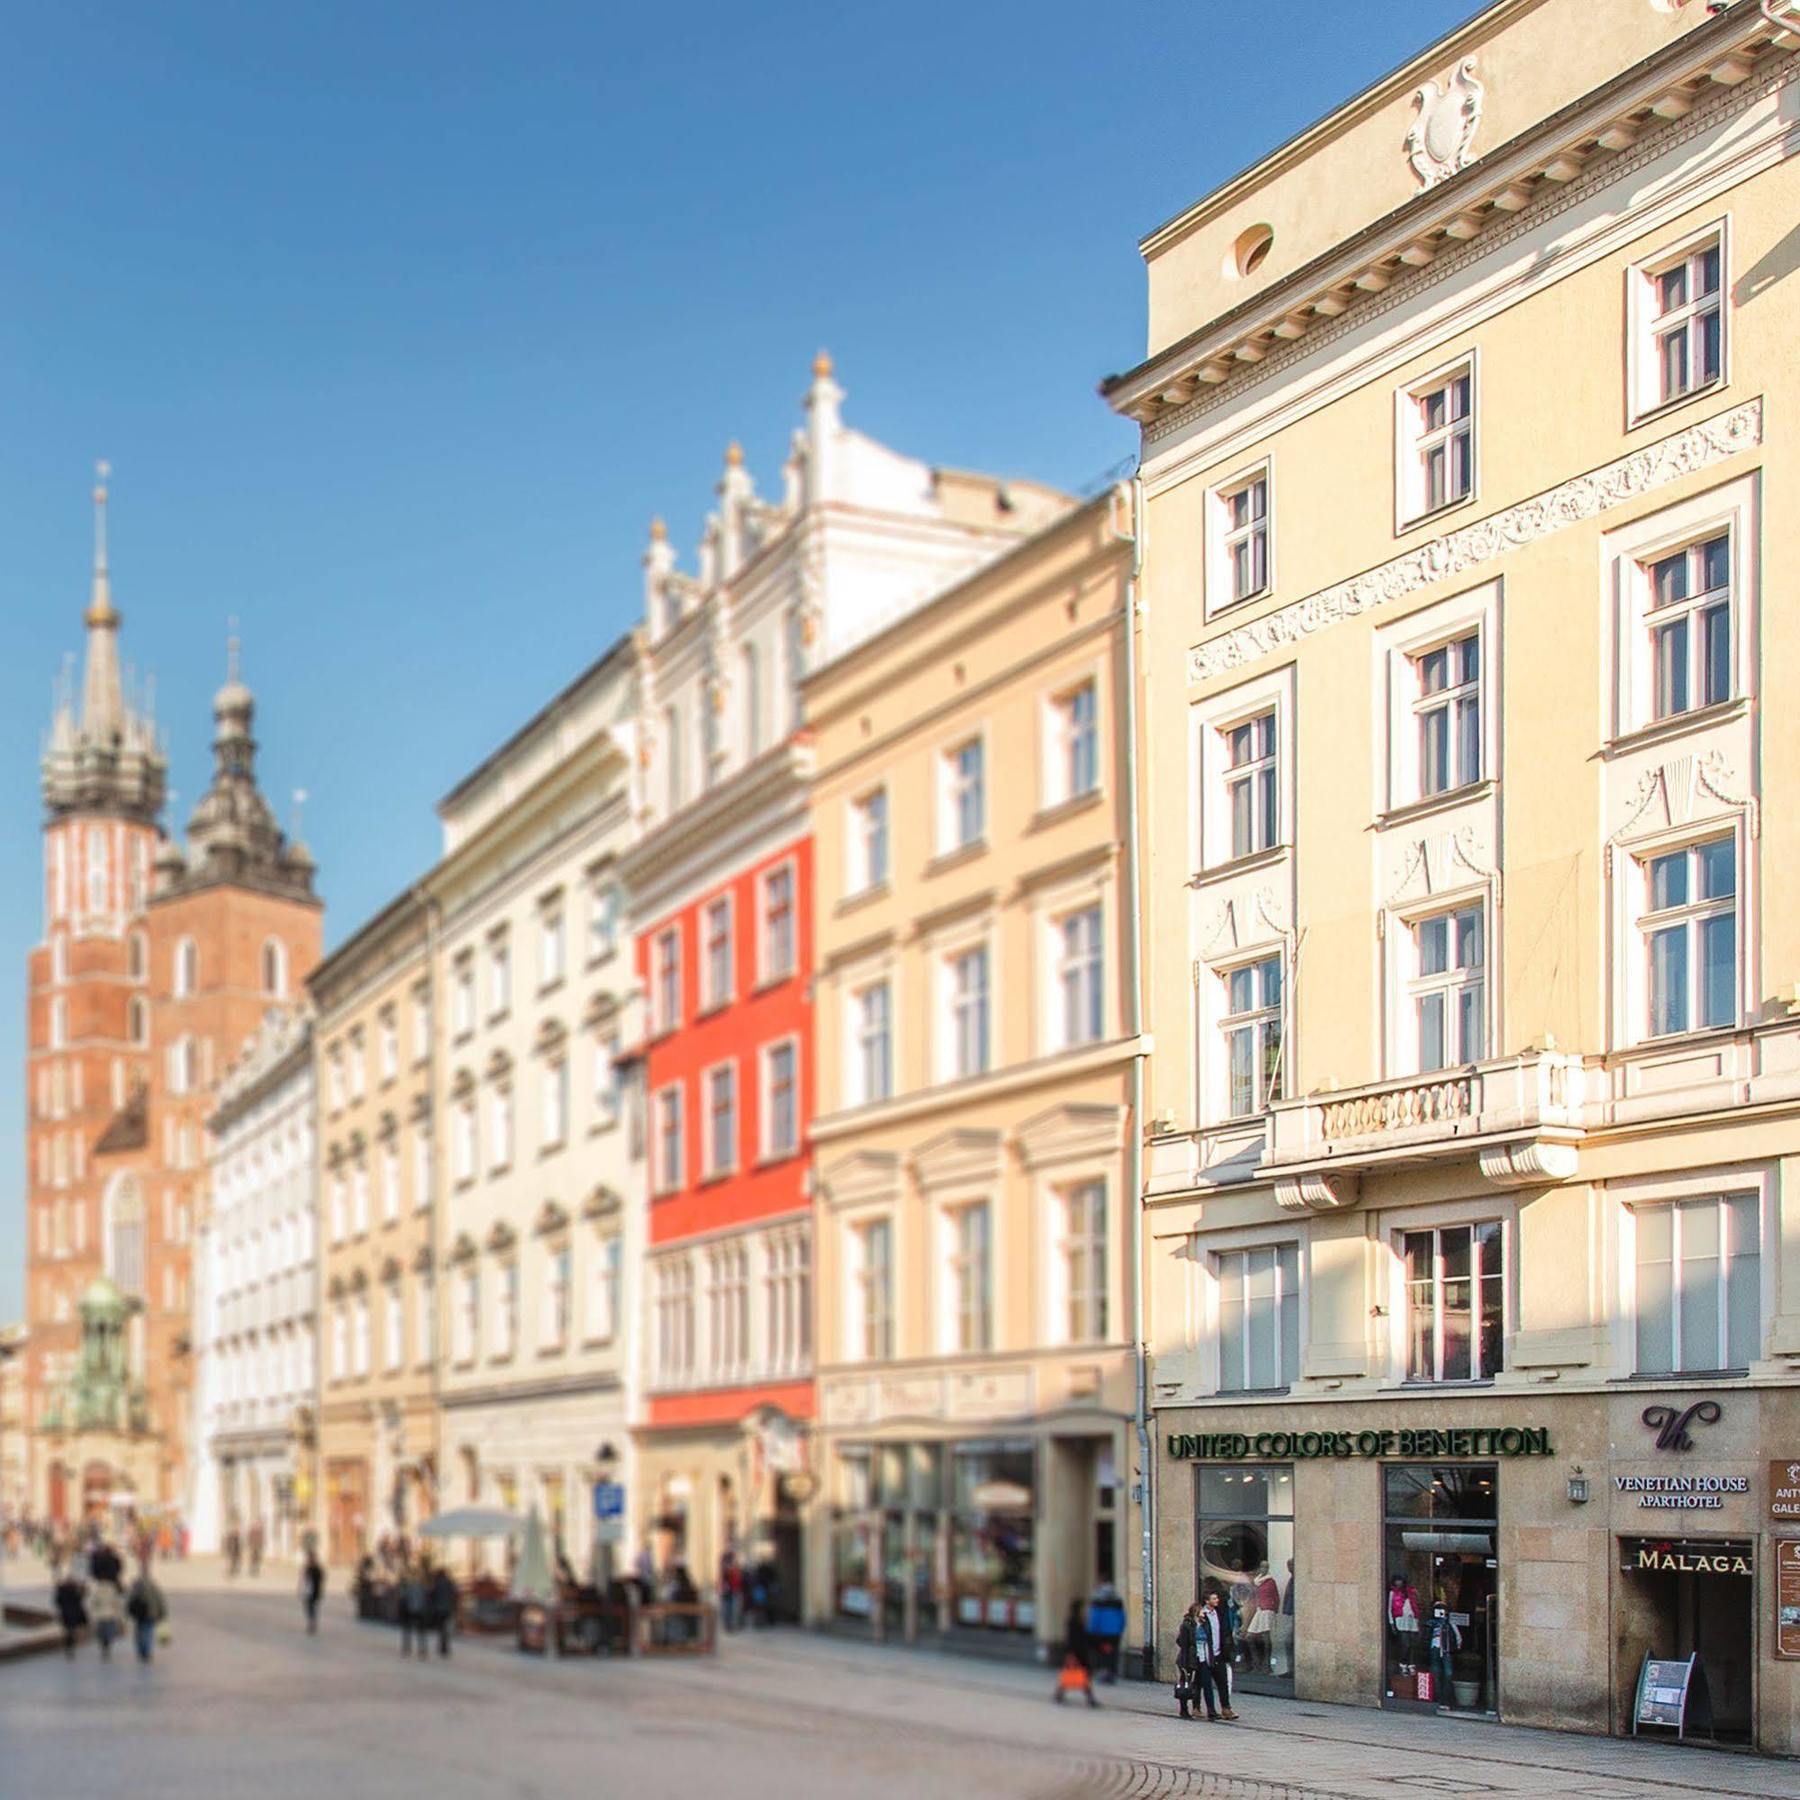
(1388, 1575, 1422, 1676)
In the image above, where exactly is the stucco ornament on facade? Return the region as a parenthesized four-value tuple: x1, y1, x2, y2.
(1406, 57, 1485, 188)
(1190, 400, 1764, 682)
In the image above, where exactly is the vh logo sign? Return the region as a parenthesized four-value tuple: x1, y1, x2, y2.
(1641, 1400, 1723, 1452)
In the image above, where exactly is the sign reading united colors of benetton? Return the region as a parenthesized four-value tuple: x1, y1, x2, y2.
(1165, 1426, 1552, 1461)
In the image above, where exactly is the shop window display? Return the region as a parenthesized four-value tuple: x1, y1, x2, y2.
(1193, 1465, 1296, 1694)
(1383, 1464, 1497, 1715)
(951, 1443, 1036, 1634)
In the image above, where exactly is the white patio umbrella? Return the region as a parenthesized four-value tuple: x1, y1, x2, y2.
(418, 1506, 523, 1541)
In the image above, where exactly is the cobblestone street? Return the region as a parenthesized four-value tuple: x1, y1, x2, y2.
(3, 1564, 1796, 1798)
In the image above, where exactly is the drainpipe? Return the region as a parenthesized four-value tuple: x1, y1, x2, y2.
(1112, 477, 1156, 1680)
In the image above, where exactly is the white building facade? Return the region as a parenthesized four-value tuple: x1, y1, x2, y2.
(190, 1006, 317, 1558)
(427, 640, 644, 1576)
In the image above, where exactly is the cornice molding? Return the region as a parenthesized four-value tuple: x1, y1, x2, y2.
(1190, 399, 1762, 682)
(1124, 39, 1795, 443)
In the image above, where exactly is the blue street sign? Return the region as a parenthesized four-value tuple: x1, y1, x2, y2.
(593, 1481, 625, 1521)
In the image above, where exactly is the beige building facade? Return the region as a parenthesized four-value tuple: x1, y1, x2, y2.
(309, 894, 436, 1565)
(426, 640, 643, 1577)
(805, 490, 1150, 1665)
(1106, 0, 1800, 1753)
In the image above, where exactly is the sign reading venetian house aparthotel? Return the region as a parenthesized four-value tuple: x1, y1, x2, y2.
(1615, 1473, 1751, 1511)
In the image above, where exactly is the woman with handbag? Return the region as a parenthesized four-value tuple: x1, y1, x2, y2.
(1174, 1599, 1219, 1721)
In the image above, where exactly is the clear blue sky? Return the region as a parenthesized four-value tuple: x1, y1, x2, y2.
(0, 1, 1478, 1320)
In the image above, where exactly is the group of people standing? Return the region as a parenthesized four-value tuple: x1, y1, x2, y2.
(714, 1549, 782, 1632)
(50, 1533, 169, 1665)
(349, 1551, 459, 1657)
(1174, 1590, 1245, 1723)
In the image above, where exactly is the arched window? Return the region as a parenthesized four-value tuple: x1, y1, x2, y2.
(261, 938, 287, 999)
(104, 1175, 145, 1296)
(127, 996, 148, 1046)
(127, 931, 147, 980)
(51, 934, 68, 983)
(174, 937, 198, 997)
(49, 996, 67, 1050)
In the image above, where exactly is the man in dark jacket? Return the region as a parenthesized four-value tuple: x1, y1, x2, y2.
(301, 1548, 325, 1634)
(429, 1565, 459, 1657)
(53, 1565, 88, 1658)
(1205, 1589, 1242, 1719)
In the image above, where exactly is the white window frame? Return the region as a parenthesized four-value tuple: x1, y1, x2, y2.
(1213, 1240, 1301, 1394)
(1395, 351, 1478, 531)
(1048, 899, 1106, 1054)
(652, 1082, 684, 1194)
(1636, 831, 1740, 1041)
(1395, 1216, 1508, 1385)
(1627, 219, 1728, 429)
(586, 876, 620, 965)
(941, 1199, 993, 1355)
(1042, 675, 1102, 810)
(703, 1058, 738, 1179)
(1192, 666, 1294, 873)
(700, 893, 735, 1012)
(937, 733, 987, 855)
(538, 903, 566, 990)
(1218, 950, 1286, 1121)
(541, 1055, 570, 1151)
(844, 1211, 895, 1364)
(1204, 460, 1273, 617)
(1605, 480, 1756, 744)
(760, 1036, 800, 1161)
(1400, 897, 1489, 1074)
(938, 934, 994, 1083)
(452, 958, 475, 1038)
(849, 976, 894, 1107)
(1377, 581, 1499, 815)
(651, 926, 682, 1035)
(488, 1083, 514, 1172)
(757, 859, 798, 986)
(487, 933, 512, 1021)
(1055, 1179, 1109, 1346)
(847, 787, 891, 897)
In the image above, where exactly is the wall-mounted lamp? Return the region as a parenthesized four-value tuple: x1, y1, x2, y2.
(1566, 1468, 1590, 1506)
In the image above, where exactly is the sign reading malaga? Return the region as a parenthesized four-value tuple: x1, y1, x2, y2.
(1165, 1426, 1554, 1461)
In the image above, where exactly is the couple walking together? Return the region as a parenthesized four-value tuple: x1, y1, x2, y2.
(1175, 1592, 1241, 1723)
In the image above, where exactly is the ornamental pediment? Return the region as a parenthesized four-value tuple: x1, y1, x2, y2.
(818, 1149, 902, 1210)
(1014, 1104, 1127, 1172)
(911, 1128, 1004, 1194)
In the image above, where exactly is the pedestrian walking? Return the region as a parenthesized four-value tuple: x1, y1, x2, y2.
(301, 1547, 325, 1634)
(719, 1550, 744, 1632)
(125, 1562, 167, 1663)
(428, 1563, 459, 1658)
(223, 1524, 242, 1579)
(52, 1564, 88, 1658)
(89, 1537, 123, 1588)
(398, 1561, 428, 1659)
(247, 1519, 265, 1578)
(90, 1575, 125, 1661)
(1054, 1599, 1099, 1707)
(1087, 1581, 1126, 1684)
(1205, 1588, 1241, 1719)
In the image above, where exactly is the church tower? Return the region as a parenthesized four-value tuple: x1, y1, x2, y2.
(26, 467, 169, 1524)
(29, 469, 327, 1524)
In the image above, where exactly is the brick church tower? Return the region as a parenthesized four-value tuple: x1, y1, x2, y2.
(27, 470, 324, 1523)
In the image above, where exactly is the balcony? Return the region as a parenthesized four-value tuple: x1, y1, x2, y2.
(1263, 1049, 1586, 1212)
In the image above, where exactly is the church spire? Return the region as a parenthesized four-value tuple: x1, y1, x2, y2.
(80, 461, 124, 740)
(42, 462, 166, 825)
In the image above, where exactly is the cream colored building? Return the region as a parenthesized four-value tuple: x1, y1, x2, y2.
(1, 1322, 25, 1528)
(805, 490, 1149, 1666)
(1105, 0, 1800, 1753)
(308, 894, 435, 1565)
(426, 640, 642, 1575)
